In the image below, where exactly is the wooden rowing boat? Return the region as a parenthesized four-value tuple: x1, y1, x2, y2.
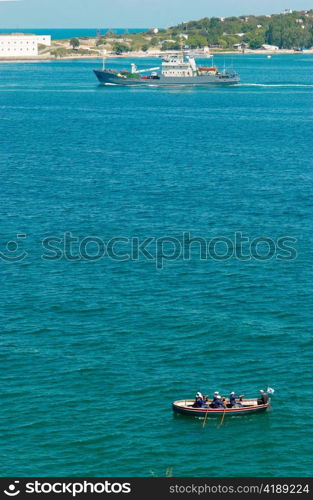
(172, 398, 270, 417)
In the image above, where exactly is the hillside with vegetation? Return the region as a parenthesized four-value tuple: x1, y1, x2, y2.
(168, 10, 313, 50)
(44, 9, 313, 58)
(94, 9, 313, 53)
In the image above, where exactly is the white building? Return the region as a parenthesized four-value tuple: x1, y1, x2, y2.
(0, 33, 51, 57)
(36, 35, 51, 46)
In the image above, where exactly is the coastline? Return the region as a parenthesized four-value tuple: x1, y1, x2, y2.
(1, 48, 313, 63)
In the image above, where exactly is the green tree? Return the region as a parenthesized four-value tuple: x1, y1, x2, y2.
(150, 37, 159, 47)
(113, 42, 131, 54)
(224, 35, 240, 47)
(161, 41, 181, 51)
(249, 37, 263, 49)
(187, 34, 208, 48)
(243, 29, 265, 48)
(70, 38, 80, 50)
(217, 38, 228, 48)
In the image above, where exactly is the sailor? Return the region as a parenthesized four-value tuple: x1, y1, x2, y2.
(257, 390, 269, 405)
(213, 391, 220, 401)
(193, 392, 205, 408)
(229, 392, 243, 407)
(213, 395, 225, 409)
(229, 392, 237, 407)
(209, 391, 220, 408)
(200, 398, 208, 408)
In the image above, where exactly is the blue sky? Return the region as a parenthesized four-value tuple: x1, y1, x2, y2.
(0, 0, 312, 28)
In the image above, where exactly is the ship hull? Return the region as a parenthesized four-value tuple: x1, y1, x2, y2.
(94, 70, 240, 86)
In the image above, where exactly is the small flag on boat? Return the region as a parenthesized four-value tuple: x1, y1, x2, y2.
(267, 387, 275, 394)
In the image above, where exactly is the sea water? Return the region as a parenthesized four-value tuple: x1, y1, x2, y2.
(0, 28, 147, 39)
(0, 54, 312, 477)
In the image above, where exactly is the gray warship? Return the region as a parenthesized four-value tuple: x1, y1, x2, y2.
(94, 54, 240, 86)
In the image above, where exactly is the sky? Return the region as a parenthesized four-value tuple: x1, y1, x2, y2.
(0, 0, 312, 28)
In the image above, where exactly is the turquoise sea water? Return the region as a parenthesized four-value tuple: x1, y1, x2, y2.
(0, 29, 147, 39)
(0, 55, 313, 477)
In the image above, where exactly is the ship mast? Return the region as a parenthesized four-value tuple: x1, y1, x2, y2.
(180, 36, 184, 60)
(102, 50, 106, 71)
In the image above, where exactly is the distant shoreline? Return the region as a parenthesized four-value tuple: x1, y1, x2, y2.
(1, 48, 313, 63)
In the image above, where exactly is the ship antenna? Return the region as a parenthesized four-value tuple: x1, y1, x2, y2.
(102, 50, 106, 71)
(180, 36, 184, 59)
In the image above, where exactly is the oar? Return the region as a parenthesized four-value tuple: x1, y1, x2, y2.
(218, 405, 227, 428)
(202, 407, 209, 428)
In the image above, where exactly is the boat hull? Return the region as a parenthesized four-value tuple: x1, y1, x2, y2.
(94, 70, 240, 87)
(172, 399, 269, 418)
